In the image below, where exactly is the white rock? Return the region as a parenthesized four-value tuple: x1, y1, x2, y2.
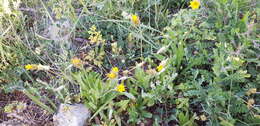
(53, 104, 91, 126)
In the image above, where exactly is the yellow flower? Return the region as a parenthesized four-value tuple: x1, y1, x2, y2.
(112, 67, 119, 73)
(116, 83, 126, 92)
(107, 67, 120, 79)
(71, 58, 82, 67)
(88, 25, 105, 44)
(131, 14, 140, 25)
(190, 0, 200, 10)
(107, 72, 117, 79)
(156, 59, 168, 72)
(25, 64, 38, 70)
(156, 64, 164, 72)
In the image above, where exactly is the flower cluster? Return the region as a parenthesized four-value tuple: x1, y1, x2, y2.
(84, 26, 106, 67)
(107, 67, 119, 79)
(71, 57, 82, 67)
(106, 67, 126, 92)
(88, 25, 105, 44)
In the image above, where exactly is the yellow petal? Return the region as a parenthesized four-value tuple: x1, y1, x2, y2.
(116, 83, 126, 92)
(71, 58, 82, 67)
(190, 0, 200, 10)
(156, 65, 164, 72)
(112, 67, 119, 73)
(131, 14, 140, 25)
(25, 64, 38, 70)
(107, 72, 117, 79)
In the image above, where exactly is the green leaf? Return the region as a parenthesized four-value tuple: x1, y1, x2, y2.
(86, 102, 97, 111)
(142, 111, 153, 118)
(23, 89, 55, 114)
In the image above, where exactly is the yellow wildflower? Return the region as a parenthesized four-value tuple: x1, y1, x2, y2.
(190, 0, 200, 10)
(156, 64, 164, 72)
(131, 14, 140, 25)
(246, 88, 257, 96)
(107, 67, 119, 79)
(156, 59, 168, 72)
(247, 99, 255, 108)
(25, 64, 38, 70)
(71, 58, 82, 67)
(112, 67, 119, 73)
(116, 83, 126, 92)
(107, 72, 117, 79)
(88, 25, 105, 44)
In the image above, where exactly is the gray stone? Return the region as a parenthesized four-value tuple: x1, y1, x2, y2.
(53, 104, 91, 126)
